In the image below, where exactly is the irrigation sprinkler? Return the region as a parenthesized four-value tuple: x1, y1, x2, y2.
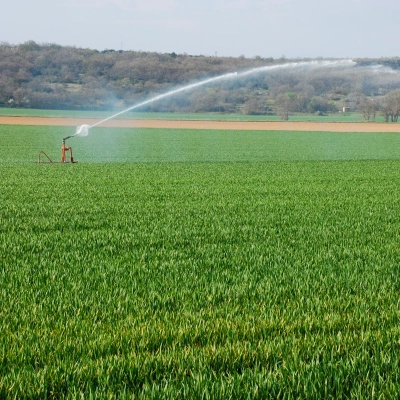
(38, 135, 78, 164)
(61, 135, 76, 163)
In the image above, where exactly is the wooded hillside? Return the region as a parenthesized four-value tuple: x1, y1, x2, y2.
(2, 41, 400, 119)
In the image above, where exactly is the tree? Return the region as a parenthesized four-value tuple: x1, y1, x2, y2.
(307, 96, 337, 114)
(18, 40, 40, 52)
(275, 92, 297, 120)
(381, 90, 400, 122)
(243, 98, 264, 115)
(358, 96, 376, 121)
(294, 84, 315, 113)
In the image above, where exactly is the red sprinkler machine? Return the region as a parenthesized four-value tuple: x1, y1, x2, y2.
(61, 135, 75, 163)
(38, 135, 77, 164)
(38, 125, 89, 164)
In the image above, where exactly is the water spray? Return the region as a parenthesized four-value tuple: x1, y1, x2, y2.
(81, 60, 355, 132)
(38, 60, 356, 163)
(78, 72, 238, 133)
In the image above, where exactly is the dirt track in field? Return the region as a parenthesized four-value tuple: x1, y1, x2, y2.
(1, 116, 400, 132)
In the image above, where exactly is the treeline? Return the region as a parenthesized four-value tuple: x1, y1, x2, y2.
(2, 41, 400, 118)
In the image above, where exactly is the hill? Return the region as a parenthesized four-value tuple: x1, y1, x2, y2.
(1, 41, 400, 119)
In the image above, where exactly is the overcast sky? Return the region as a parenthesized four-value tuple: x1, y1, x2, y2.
(0, 0, 398, 58)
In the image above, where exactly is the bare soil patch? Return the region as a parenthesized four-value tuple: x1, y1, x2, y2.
(1, 116, 400, 132)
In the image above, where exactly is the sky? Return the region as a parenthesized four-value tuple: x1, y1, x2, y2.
(0, 0, 398, 58)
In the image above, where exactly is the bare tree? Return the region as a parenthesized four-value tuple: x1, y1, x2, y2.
(381, 90, 400, 122)
(275, 92, 297, 120)
(358, 96, 376, 121)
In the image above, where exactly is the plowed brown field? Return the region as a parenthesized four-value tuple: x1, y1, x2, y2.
(1, 116, 400, 132)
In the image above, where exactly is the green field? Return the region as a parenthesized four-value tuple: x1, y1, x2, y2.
(0, 107, 389, 122)
(2, 125, 400, 164)
(1, 124, 400, 398)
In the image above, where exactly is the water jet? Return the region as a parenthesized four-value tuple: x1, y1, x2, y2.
(38, 59, 356, 163)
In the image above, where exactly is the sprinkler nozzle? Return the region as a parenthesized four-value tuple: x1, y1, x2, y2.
(63, 135, 74, 144)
